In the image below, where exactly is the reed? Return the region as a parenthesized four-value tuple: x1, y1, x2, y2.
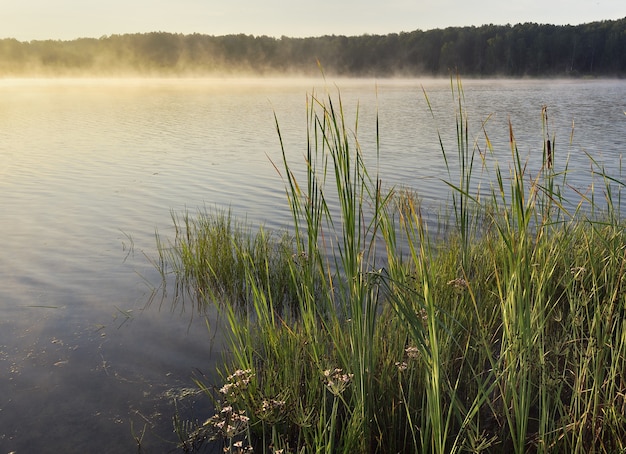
(156, 79, 626, 453)
(155, 208, 298, 314)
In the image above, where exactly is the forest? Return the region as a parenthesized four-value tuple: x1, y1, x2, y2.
(0, 17, 624, 77)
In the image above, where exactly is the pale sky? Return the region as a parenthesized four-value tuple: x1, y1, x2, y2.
(1, 0, 624, 42)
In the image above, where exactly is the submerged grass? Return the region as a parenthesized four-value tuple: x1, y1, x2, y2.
(156, 77, 626, 453)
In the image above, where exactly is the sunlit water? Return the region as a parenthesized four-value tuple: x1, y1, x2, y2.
(0, 77, 624, 452)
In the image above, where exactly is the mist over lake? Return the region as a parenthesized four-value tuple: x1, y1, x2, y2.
(0, 77, 624, 452)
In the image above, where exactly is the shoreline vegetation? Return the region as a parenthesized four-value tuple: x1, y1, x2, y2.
(155, 77, 626, 453)
(1, 17, 625, 78)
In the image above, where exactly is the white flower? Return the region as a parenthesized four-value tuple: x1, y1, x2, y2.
(323, 368, 353, 395)
(395, 361, 408, 371)
(447, 278, 468, 290)
(405, 346, 419, 359)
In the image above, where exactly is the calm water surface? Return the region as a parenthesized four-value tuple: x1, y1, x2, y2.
(0, 77, 624, 452)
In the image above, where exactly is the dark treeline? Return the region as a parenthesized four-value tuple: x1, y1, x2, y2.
(1, 18, 625, 77)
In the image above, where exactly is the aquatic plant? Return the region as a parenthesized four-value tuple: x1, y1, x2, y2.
(157, 77, 626, 453)
(155, 208, 298, 315)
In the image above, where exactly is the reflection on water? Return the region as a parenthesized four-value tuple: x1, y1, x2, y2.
(0, 77, 624, 452)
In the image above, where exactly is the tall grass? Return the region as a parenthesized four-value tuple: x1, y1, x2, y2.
(156, 79, 626, 453)
(154, 208, 298, 315)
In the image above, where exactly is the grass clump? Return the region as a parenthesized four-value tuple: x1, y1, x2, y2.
(157, 78, 626, 453)
(155, 209, 299, 315)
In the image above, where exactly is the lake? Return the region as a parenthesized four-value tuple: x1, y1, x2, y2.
(0, 77, 624, 452)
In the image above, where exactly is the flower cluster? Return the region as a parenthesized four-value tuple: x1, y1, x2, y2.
(395, 361, 408, 372)
(395, 345, 421, 371)
(261, 398, 286, 414)
(225, 440, 254, 453)
(219, 369, 254, 397)
(447, 277, 469, 291)
(255, 397, 287, 424)
(204, 405, 250, 439)
(405, 346, 419, 359)
(323, 368, 353, 395)
(416, 308, 428, 322)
